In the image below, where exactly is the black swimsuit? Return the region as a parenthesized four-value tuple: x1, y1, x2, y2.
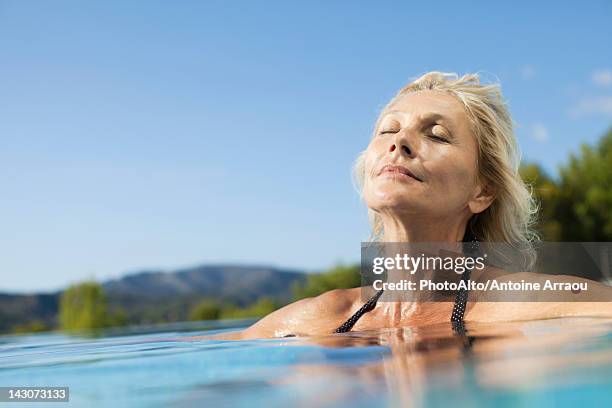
(334, 235, 479, 334)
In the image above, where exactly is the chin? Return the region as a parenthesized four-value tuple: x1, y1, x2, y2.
(372, 185, 412, 201)
(365, 190, 420, 213)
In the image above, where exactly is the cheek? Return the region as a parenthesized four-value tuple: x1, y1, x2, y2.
(424, 148, 478, 197)
(364, 141, 383, 169)
(362, 144, 384, 185)
(362, 158, 388, 205)
(362, 157, 381, 202)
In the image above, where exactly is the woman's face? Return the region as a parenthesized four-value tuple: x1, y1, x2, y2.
(363, 90, 490, 221)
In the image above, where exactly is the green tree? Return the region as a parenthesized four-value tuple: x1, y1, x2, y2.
(520, 127, 612, 241)
(59, 281, 110, 330)
(292, 263, 361, 300)
(106, 307, 128, 327)
(220, 297, 280, 319)
(11, 320, 48, 334)
(556, 127, 612, 240)
(519, 162, 562, 240)
(189, 299, 222, 321)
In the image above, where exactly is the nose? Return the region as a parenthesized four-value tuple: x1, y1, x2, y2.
(388, 129, 417, 158)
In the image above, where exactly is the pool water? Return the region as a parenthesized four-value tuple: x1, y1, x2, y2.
(1, 317, 611, 407)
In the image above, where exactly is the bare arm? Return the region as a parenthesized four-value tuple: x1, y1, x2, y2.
(180, 290, 354, 341)
(470, 272, 612, 321)
(224, 289, 356, 340)
(551, 275, 612, 317)
(179, 298, 315, 341)
(237, 297, 316, 339)
(240, 289, 356, 339)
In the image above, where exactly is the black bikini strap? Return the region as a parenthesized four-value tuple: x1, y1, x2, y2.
(450, 266, 472, 323)
(451, 235, 479, 324)
(334, 289, 384, 333)
(450, 234, 480, 348)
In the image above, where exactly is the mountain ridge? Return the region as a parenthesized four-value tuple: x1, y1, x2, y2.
(0, 264, 307, 333)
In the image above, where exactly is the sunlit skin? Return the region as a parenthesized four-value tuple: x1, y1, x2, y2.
(195, 90, 612, 341)
(363, 90, 493, 243)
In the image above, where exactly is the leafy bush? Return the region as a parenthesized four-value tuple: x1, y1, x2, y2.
(59, 280, 127, 330)
(189, 300, 222, 321)
(292, 263, 361, 300)
(520, 127, 612, 241)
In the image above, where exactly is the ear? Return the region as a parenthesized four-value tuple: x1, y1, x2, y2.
(468, 182, 495, 214)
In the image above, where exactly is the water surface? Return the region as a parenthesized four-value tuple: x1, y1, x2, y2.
(1, 318, 611, 407)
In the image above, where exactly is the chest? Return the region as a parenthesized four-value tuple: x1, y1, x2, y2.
(350, 302, 456, 331)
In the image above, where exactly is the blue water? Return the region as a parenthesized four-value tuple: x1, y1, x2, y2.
(1, 318, 611, 407)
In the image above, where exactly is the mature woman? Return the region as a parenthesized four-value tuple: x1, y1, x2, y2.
(232, 72, 612, 339)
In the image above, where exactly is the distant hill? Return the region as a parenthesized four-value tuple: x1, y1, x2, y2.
(0, 292, 59, 333)
(0, 264, 306, 333)
(103, 265, 305, 301)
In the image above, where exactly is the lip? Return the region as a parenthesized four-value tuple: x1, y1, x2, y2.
(378, 164, 423, 182)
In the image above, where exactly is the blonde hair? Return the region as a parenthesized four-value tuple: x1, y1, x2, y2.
(353, 71, 540, 269)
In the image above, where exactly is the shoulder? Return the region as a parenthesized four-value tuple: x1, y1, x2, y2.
(239, 288, 362, 339)
(469, 270, 612, 320)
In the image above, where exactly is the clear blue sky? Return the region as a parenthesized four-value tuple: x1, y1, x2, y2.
(1, 1, 611, 292)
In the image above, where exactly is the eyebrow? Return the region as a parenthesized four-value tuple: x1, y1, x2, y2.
(384, 110, 456, 130)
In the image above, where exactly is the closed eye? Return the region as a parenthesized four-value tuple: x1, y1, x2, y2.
(379, 130, 398, 135)
(429, 134, 449, 143)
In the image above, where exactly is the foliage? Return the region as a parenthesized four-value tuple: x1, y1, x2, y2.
(58, 280, 126, 330)
(292, 263, 361, 300)
(189, 300, 222, 321)
(520, 127, 612, 241)
(11, 320, 48, 334)
(519, 162, 562, 240)
(556, 127, 612, 240)
(220, 297, 280, 319)
(106, 307, 128, 327)
(187, 297, 281, 321)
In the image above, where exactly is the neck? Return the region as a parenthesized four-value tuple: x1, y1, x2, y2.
(379, 211, 471, 243)
(374, 211, 472, 323)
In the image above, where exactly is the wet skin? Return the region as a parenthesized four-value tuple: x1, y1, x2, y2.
(204, 90, 612, 340)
